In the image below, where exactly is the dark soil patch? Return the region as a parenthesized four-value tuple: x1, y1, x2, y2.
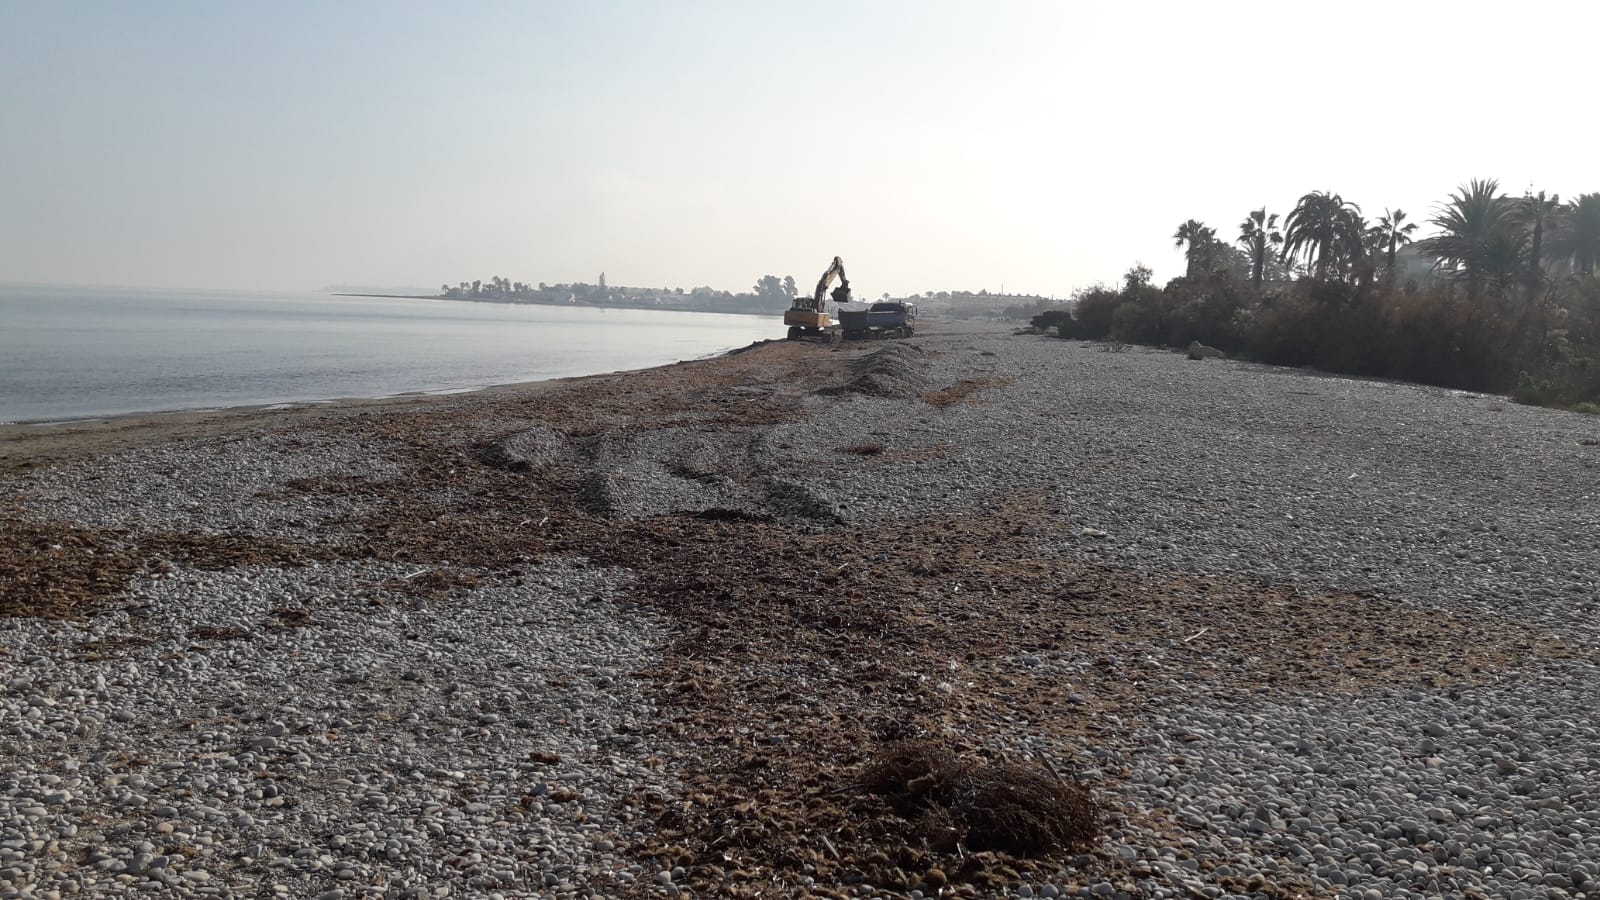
(274, 474, 390, 497)
(924, 377, 1011, 408)
(0, 514, 341, 620)
(189, 625, 252, 641)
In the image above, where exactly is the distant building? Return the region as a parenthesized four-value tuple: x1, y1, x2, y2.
(1394, 245, 1445, 286)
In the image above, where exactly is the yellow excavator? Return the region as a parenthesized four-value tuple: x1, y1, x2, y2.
(784, 256, 851, 340)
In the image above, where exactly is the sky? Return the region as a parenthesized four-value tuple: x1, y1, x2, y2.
(3, 0, 1596, 297)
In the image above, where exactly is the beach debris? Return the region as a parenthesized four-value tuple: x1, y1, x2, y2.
(862, 741, 1098, 855)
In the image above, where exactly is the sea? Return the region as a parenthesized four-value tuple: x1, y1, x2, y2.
(0, 284, 780, 424)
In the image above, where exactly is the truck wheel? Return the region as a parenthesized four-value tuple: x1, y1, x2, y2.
(787, 326, 801, 341)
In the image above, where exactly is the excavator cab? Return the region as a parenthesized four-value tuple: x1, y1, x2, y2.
(785, 256, 850, 340)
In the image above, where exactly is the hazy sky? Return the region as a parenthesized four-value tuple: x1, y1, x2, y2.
(3, 1, 1595, 296)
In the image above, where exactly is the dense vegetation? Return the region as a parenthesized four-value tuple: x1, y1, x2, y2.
(1035, 182, 1600, 410)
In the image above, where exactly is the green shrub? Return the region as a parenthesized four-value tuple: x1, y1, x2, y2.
(1029, 309, 1075, 336)
(1164, 274, 1246, 351)
(1071, 287, 1119, 340)
(1382, 290, 1518, 392)
(1238, 292, 1323, 368)
(1536, 354, 1600, 408)
(1512, 372, 1549, 405)
(1109, 285, 1171, 345)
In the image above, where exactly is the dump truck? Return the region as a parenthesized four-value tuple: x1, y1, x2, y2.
(839, 301, 917, 339)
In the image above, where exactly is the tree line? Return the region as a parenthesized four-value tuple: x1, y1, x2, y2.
(434, 272, 814, 315)
(1035, 181, 1600, 410)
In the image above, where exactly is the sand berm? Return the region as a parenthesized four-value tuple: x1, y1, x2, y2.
(3, 320, 1599, 900)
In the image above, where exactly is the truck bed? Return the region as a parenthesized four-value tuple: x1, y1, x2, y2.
(838, 303, 915, 338)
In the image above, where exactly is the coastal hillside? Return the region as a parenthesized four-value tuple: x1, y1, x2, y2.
(3, 321, 1598, 899)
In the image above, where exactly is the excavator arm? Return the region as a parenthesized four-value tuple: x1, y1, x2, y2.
(784, 255, 851, 340)
(808, 256, 851, 312)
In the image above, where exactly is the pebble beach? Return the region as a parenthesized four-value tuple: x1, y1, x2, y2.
(3, 321, 1599, 899)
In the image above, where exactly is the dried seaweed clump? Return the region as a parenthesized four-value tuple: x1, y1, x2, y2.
(381, 567, 483, 601)
(0, 521, 140, 619)
(863, 741, 1098, 855)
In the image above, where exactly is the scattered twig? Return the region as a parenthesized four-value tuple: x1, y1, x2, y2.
(1183, 627, 1210, 643)
(1040, 755, 1069, 784)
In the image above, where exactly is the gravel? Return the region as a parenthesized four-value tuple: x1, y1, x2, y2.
(762, 328, 1600, 898)
(5, 321, 1600, 898)
(1123, 660, 1600, 899)
(0, 557, 672, 898)
(2, 432, 401, 542)
(778, 330, 1600, 634)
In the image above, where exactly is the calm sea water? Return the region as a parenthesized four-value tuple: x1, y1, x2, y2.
(0, 284, 780, 423)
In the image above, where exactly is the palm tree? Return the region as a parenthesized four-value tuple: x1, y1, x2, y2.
(1348, 212, 1379, 286)
(1282, 191, 1365, 281)
(1513, 191, 1562, 290)
(1549, 193, 1600, 276)
(1237, 208, 1282, 288)
(1415, 179, 1524, 298)
(1371, 209, 1419, 279)
(1173, 219, 1217, 276)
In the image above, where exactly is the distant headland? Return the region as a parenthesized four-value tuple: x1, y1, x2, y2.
(333, 273, 1060, 321)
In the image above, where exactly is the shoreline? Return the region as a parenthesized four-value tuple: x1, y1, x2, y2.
(331, 291, 786, 319)
(0, 339, 781, 472)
